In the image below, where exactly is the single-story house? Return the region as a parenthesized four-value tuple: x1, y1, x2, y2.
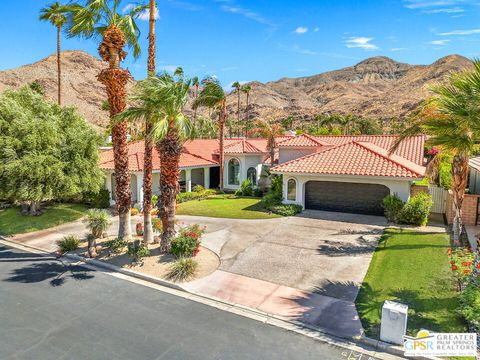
(99, 133, 426, 215)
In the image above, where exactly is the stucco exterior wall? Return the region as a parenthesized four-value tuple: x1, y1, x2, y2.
(224, 154, 263, 190)
(280, 173, 412, 208)
(279, 148, 317, 164)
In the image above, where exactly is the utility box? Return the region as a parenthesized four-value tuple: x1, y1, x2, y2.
(380, 301, 408, 345)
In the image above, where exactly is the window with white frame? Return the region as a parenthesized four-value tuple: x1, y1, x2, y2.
(228, 158, 240, 185)
(287, 179, 296, 201)
(247, 167, 257, 186)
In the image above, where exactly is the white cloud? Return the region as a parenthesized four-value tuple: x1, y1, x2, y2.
(218, 1, 275, 27)
(423, 6, 465, 13)
(314, 27, 320, 32)
(294, 26, 308, 34)
(439, 28, 480, 35)
(345, 37, 379, 50)
(277, 43, 317, 55)
(403, 0, 463, 9)
(391, 47, 407, 51)
(430, 39, 450, 45)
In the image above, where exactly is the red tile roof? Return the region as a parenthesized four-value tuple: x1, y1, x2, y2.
(278, 134, 330, 147)
(99, 140, 217, 171)
(271, 141, 425, 178)
(314, 135, 425, 165)
(214, 139, 265, 154)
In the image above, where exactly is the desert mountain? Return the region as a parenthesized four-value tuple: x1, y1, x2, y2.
(0, 50, 472, 128)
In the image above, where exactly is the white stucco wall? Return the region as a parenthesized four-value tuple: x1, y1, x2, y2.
(279, 173, 413, 208)
(224, 154, 263, 190)
(279, 147, 318, 164)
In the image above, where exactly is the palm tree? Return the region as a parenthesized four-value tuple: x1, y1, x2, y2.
(116, 71, 192, 252)
(142, 0, 157, 244)
(251, 119, 283, 167)
(391, 60, 480, 241)
(241, 84, 252, 136)
(39, 2, 68, 105)
(232, 81, 242, 136)
(65, 0, 142, 240)
(192, 76, 200, 126)
(194, 78, 228, 190)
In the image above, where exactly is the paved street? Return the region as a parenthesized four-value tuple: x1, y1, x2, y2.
(0, 244, 383, 360)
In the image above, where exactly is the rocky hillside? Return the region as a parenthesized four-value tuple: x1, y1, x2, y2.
(0, 50, 472, 128)
(226, 55, 472, 123)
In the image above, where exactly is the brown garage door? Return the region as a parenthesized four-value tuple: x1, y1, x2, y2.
(305, 181, 390, 215)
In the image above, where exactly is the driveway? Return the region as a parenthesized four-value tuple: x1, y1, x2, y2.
(178, 210, 386, 302)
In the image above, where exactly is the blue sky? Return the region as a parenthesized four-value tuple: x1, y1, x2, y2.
(1, 0, 480, 88)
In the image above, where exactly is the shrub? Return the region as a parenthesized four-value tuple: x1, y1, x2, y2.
(127, 244, 150, 258)
(170, 224, 204, 258)
(84, 209, 110, 238)
(176, 189, 216, 203)
(253, 188, 263, 197)
(262, 193, 281, 208)
(382, 194, 405, 222)
(166, 257, 198, 282)
(152, 218, 162, 233)
(399, 192, 432, 226)
(269, 204, 303, 216)
(192, 185, 204, 193)
(131, 207, 140, 216)
(104, 237, 128, 253)
(57, 235, 80, 253)
(459, 283, 480, 327)
(239, 179, 253, 196)
(152, 194, 158, 206)
(85, 189, 110, 209)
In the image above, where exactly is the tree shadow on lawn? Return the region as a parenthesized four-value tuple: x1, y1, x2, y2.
(2, 247, 94, 287)
(317, 238, 378, 257)
(356, 285, 465, 338)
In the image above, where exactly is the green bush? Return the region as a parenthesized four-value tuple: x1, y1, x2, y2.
(171, 224, 204, 258)
(84, 208, 111, 238)
(262, 174, 283, 207)
(104, 237, 128, 253)
(176, 189, 216, 203)
(269, 204, 303, 216)
(382, 194, 405, 222)
(127, 244, 150, 258)
(88, 189, 110, 209)
(166, 257, 198, 282)
(152, 194, 158, 206)
(57, 235, 80, 253)
(253, 188, 263, 197)
(459, 282, 480, 327)
(399, 192, 432, 226)
(192, 185, 204, 193)
(240, 179, 253, 196)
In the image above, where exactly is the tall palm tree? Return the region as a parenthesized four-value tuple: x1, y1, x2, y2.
(391, 60, 480, 241)
(242, 84, 252, 136)
(194, 78, 228, 190)
(232, 81, 242, 136)
(39, 2, 68, 105)
(116, 71, 192, 252)
(192, 76, 200, 127)
(141, 0, 157, 244)
(251, 119, 283, 167)
(65, 0, 142, 240)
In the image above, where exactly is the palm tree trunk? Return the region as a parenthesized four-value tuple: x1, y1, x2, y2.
(193, 84, 198, 127)
(97, 26, 132, 241)
(57, 25, 61, 106)
(142, 0, 156, 244)
(237, 91, 241, 137)
(157, 125, 182, 253)
(451, 154, 469, 242)
(219, 105, 226, 190)
(245, 93, 249, 137)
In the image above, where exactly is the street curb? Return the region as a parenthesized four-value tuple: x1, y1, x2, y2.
(2, 236, 432, 359)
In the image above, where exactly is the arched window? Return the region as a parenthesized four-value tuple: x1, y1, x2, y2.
(228, 158, 240, 185)
(247, 167, 257, 186)
(287, 179, 296, 201)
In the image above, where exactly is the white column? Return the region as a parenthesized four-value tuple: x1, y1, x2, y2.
(204, 167, 210, 189)
(105, 171, 114, 204)
(185, 169, 192, 192)
(137, 173, 144, 206)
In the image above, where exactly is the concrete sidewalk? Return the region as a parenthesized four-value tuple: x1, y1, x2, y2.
(183, 269, 363, 338)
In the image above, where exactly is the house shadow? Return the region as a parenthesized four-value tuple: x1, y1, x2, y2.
(1, 246, 95, 287)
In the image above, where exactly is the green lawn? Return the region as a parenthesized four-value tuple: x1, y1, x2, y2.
(0, 203, 88, 236)
(176, 195, 281, 219)
(356, 228, 466, 338)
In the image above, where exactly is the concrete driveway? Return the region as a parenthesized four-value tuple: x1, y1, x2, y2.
(178, 210, 386, 302)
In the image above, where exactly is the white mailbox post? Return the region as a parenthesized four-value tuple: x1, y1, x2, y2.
(380, 301, 408, 345)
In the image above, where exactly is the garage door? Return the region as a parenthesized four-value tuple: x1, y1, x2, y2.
(305, 181, 390, 215)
